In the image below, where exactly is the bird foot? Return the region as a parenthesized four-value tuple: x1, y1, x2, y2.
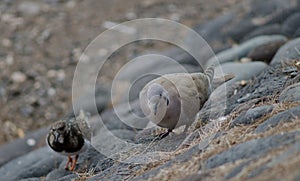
(154, 129, 172, 141)
(65, 155, 78, 171)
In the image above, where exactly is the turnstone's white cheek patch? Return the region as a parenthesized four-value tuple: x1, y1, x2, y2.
(49, 134, 54, 144)
(58, 135, 64, 144)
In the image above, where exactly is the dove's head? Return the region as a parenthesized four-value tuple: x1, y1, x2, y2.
(146, 83, 170, 116)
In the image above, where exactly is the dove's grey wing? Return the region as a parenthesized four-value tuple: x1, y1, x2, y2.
(161, 73, 207, 126)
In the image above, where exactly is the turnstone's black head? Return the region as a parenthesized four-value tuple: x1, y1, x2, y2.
(47, 120, 85, 154)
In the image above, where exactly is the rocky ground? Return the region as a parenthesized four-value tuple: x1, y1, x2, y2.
(1, 0, 300, 180)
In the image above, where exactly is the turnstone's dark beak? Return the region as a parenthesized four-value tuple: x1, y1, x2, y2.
(54, 132, 60, 143)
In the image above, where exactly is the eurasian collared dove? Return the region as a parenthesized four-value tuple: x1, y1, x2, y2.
(139, 67, 233, 135)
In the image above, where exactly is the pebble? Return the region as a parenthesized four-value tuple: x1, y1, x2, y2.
(47, 88, 56, 96)
(20, 105, 34, 117)
(18, 2, 42, 16)
(11, 71, 27, 83)
(5, 54, 14, 65)
(26, 139, 36, 147)
(2, 38, 12, 47)
(205, 131, 300, 169)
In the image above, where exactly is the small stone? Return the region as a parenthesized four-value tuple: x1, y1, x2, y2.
(47, 88, 56, 96)
(65, 1, 76, 9)
(2, 38, 12, 47)
(18, 2, 41, 16)
(11, 71, 27, 83)
(20, 105, 34, 117)
(56, 70, 65, 81)
(5, 54, 14, 65)
(26, 138, 36, 146)
(240, 80, 247, 86)
(47, 69, 56, 78)
(125, 12, 137, 20)
(240, 57, 252, 63)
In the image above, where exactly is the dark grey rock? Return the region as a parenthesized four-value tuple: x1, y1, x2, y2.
(133, 134, 216, 180)
(279, 82, 300, 103)
(20, 178, 42, 181)
(205, 131, 300, 169)
(188, 13, 234, 55)
(243, 24, 282, 41)
(255, 106, 300, 133)
(271, 38, 300, 64)
(293, 26, 300, 37)
(45, 169, 73, 181)
(56, 174, 78, 181)
(192, 13, 234, 43)
(266, 7, 300, 25)
(195, 82, 238, 122)
(247, 37, 287, 63)
(70, 83, 111, 117)
(98, 99, 148, 131)
(0, 127, 49, 167)
(282, 13, 300, 36)
(115, 54, 202, 83)
(248, 141, 300, 179)
(0, 147, 64, 181)
(214, 62, 268, 83)
(226, 18, 257, 42)
(206, 35, 287, 67)
(226, 62, 293, 111)
(230, 105, 274, 127)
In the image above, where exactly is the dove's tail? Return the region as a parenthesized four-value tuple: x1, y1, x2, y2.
(212, 73, 235, 89)
(205, 66, 215, 83)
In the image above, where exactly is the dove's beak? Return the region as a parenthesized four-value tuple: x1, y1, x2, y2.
(153, 103, 158, 116)
(148, 101, 158, 116)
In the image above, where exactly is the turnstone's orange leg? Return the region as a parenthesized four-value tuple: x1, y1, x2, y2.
(69, 155, 78, 171)
(65, 156, 73, 170)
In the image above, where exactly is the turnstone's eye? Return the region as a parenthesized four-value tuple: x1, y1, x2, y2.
(57, 125, 65, 131)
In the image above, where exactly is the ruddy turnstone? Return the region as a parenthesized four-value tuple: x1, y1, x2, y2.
(47, 110, 90, 171)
